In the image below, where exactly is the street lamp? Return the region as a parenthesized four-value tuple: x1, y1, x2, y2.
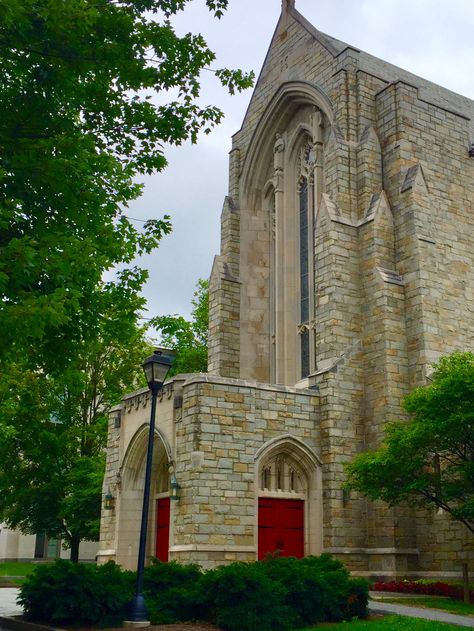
(127, 348, 175, 625)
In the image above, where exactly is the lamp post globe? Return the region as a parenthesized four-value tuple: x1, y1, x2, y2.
(142, 347, 175, 390)
(127, 348, 175, 624)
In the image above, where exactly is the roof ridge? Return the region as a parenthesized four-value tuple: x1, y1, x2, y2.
(289, 5, 349, 57)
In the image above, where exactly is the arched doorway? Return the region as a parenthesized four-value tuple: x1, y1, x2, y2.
(256, 436, 322, 559)
(117, 425, 173, 568)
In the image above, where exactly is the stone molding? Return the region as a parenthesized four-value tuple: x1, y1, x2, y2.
(181, 373, 319, 397)
(326, 548, 419, 555)
(170, 544, 256, 553)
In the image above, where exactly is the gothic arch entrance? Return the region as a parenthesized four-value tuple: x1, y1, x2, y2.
(116, 425, 173, 567)
(255, 436, 322, 559)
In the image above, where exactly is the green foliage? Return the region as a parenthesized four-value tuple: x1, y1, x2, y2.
(0, 289, 153, 557)
(198, 561, 291, 631)
(346, 352, 474, 534)
(197, 556, 368, 631)
(152, 278, 209, 375)
(18, 560, 134, 628)
(0, 0, 253, 569)
(309, 616, 467, 630)
(0, 1, 253, 365)
(261, 555, 369, 627)
(144, 559, 204, 624)
(18, 555, 368, 630)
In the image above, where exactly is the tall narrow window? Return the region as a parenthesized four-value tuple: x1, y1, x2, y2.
(299, 177, 310, 378)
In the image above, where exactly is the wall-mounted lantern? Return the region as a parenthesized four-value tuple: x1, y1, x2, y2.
(170, 472, 181, 501)
(104, 488, 115, 511)
(469, 143, 474, 158)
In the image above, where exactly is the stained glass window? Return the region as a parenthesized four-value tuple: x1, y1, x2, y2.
(299, 177, 310, 378)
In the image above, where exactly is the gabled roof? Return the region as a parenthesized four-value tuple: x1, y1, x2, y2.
(236, 3, 473, 138)
(288, 4, 474, 125)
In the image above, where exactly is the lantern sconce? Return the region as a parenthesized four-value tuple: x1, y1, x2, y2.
(104, 488, 115, 511)
(469, 143, 474, 159)
(170, 472, 181, 501)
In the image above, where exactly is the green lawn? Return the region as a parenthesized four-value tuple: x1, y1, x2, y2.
(0, 561, 41, 576)
(0, 561, 44, 585)
(301, 616, 469, 630)
(382, 597, 474, 617)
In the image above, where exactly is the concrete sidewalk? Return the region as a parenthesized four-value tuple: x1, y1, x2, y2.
(369, 599, 474, 627)
(0, 589, 22, 618)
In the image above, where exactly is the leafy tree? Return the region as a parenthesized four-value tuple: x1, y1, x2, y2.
(0, 0, 252, 559)
(345, 352, 474, 534)
(0, 0, 253, 368)
(0, 283, 153, 561)
(153, 278, 208, 375)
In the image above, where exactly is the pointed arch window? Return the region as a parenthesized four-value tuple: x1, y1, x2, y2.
(299, 176, 310, 378)
(297, 138, 318, 380)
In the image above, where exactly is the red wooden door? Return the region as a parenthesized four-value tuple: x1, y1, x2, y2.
(155, 497, 170, 562)
(258, 498, 304, 560)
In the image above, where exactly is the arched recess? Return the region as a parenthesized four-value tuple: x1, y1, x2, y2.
(238, 81, 332, 386)
(255, 436, 322, 559)
(240, 81, 333, 204)
(115, 425, 174, 567)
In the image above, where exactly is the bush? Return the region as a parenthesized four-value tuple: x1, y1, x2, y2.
(144, 559, 203, 624)
(18, 554, 369, 630)
(261, 555, 369, 626)
(197, 561, 293, 631)
(18, 559, 134, 627)
(192, 555, 369, 631)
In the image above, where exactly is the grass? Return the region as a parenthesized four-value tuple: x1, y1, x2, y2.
(301, 615, 471, 630)
(0, 561, 45, 586)
(0, 562, 40, 576)
(383, 597, 474, 617)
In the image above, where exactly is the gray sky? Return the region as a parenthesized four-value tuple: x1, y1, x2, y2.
(129, 0, 474, 321)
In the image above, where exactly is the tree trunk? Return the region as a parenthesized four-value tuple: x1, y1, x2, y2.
(70, 536, 80, 563)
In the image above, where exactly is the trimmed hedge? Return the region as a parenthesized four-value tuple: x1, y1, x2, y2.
(18, 560, 134, 627)
(19, 555, 369, 630)
(144, 559, 203, 624)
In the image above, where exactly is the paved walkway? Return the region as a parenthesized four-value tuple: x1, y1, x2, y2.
(0, 588, 22, 618)
(369, 599, 474, 628)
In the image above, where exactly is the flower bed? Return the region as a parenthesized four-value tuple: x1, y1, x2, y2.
(372, 580, 473, 602)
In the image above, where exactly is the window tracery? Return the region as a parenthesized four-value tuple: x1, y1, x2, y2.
(258, 454, 306, 495)
(268, 106, 325, 385)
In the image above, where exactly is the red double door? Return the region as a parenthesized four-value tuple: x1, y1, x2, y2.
(258, 497, 304, 559)
(155, 498, 170, 562)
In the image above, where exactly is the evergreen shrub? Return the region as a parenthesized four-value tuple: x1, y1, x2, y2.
(144, 559, 204, 624)
(18, 559, 134, 627)
(195, 555, 369, 631)
(261, 555, 369, 627)
(18, 554, 369, 630)
(198, 560, 293, 631)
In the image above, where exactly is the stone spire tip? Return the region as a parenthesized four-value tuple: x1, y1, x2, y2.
(282, 0, 296, 13)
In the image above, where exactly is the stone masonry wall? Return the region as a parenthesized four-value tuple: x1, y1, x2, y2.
(170, 375, 320, 569)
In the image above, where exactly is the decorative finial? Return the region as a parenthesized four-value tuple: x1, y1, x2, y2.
(282, 0, 295, 13)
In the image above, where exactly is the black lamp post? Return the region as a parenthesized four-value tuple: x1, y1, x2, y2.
(127, 348, 175, 624)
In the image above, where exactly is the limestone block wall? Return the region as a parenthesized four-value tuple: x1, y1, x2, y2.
(99, 375, 320, 571)
(171, 375, 320, 569)
(98, 386, 175, 568)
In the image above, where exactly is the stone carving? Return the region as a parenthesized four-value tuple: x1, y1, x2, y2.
(273, 133, 285, 172)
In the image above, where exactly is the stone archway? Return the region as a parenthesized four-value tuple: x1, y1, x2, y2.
(115, 425, 173, 568)
(255, 435, 322, 558)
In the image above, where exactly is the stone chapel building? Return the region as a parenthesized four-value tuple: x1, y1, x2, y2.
(98, 1, 474, 578)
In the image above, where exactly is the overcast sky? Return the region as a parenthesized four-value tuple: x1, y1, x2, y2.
(129, 0, 474, 322)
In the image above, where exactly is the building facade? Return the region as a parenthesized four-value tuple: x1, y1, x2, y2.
(98, 1, 474, 578)
(0, 524, 97, 562)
